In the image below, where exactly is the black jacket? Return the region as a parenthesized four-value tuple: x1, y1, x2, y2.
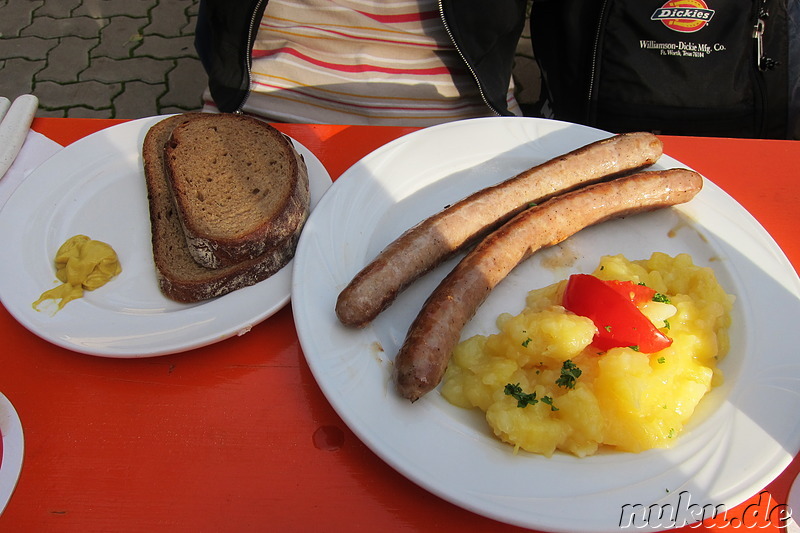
(195, 0, 528, 116)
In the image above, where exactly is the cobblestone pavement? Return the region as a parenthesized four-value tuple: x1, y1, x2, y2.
(0, 0, 538, 121)
(0, 0, 207, 119)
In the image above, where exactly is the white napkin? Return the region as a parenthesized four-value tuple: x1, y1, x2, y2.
(0, 130, 63, 210)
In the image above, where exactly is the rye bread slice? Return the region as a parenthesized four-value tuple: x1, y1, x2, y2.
(164, 113, 310, 268)
(142, 113, 306, 303)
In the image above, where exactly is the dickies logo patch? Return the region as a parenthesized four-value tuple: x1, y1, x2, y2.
(651, 0, 715, 33)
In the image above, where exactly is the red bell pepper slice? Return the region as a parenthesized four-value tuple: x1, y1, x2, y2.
(562, 274, 672, 353)
(603, 279, 657, 306)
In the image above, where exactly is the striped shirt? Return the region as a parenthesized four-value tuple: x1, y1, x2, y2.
(204, 0, 521, 126)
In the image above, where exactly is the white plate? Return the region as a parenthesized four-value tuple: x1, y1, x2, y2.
(786, 474, 800, 532)
(292, 117, 800, 532)
(0, 116, 331, 357)
(0, 392, 23, 516)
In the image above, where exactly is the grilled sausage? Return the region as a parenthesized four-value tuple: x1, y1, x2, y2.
(335, 132, 664, 328)
(393, 168, 704, 402)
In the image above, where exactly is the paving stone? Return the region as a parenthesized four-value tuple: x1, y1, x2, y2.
(34, 0, 82, 18)
(0, 0, 42, 38)
(38, 35, 96, 83)
(80, 56, 173, 84)
(516, 31, 534, 58)
(0, 58, 45, 98)
(160, 57, 206, 110)
(513, 23, 538, 107)
(0, 35, 58, 60)
(92, 16, 148, 59)
(158, 105, 188, 115)
(67, 105, 113, 119)
(513, 55, 540, 107)
(0, 0, 44, 37)
(135, 34, 196, 59)
(22, 15, 104, 39)
(0, 1, 220, 119)
(35, 79, 121, 110)
(35, 107, 68, 118)
(144, 0, 194, 37)
(73, 0, 153, 19)
(113, 80, 162, 118)
(182, 13, 198, 36)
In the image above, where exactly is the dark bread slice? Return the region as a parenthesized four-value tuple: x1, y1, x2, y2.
(164, 113, 310, 268)
(142, 114, 305, 303)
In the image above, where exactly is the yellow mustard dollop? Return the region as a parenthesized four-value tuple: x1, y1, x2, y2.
(33, 234, 122, 312)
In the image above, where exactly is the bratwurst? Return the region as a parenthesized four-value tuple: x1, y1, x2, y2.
(393, 168, 704, 402)
(335, 132, 664, 328)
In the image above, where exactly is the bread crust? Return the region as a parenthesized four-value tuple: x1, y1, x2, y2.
(142, 113, 309, 302)
(163, 113, 310, 268)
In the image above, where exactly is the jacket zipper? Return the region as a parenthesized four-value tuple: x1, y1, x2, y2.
(438, 0, 501, 116)
(237, 0, 269, 113)
(753, 0, 778, 71)
(586, 0, 611, 125)
(751, 0, 776, 136)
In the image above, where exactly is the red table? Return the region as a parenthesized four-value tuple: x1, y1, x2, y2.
(0, 118, 798, 532)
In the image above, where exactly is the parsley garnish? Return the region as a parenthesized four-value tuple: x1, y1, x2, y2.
(653, 292, 672, 304)
(657, 356, 666, 364)
(555, 360, 582, 389)
(540, 395, 559, 411)
(504, 383, 538, 408)
(522, 337, 532, 348)
(504, 383, 558, 411)
(629, 345, 641, 352)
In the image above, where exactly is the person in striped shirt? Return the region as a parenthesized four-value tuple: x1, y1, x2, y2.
(195, 0, 529, 126)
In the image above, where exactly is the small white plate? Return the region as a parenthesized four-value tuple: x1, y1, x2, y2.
(0, 116, 331, 357)
(0, 392, 23, 516)
(292, 116, 800, 532)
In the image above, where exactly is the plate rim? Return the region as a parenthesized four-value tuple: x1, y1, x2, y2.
(0, 391, 24, 516)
